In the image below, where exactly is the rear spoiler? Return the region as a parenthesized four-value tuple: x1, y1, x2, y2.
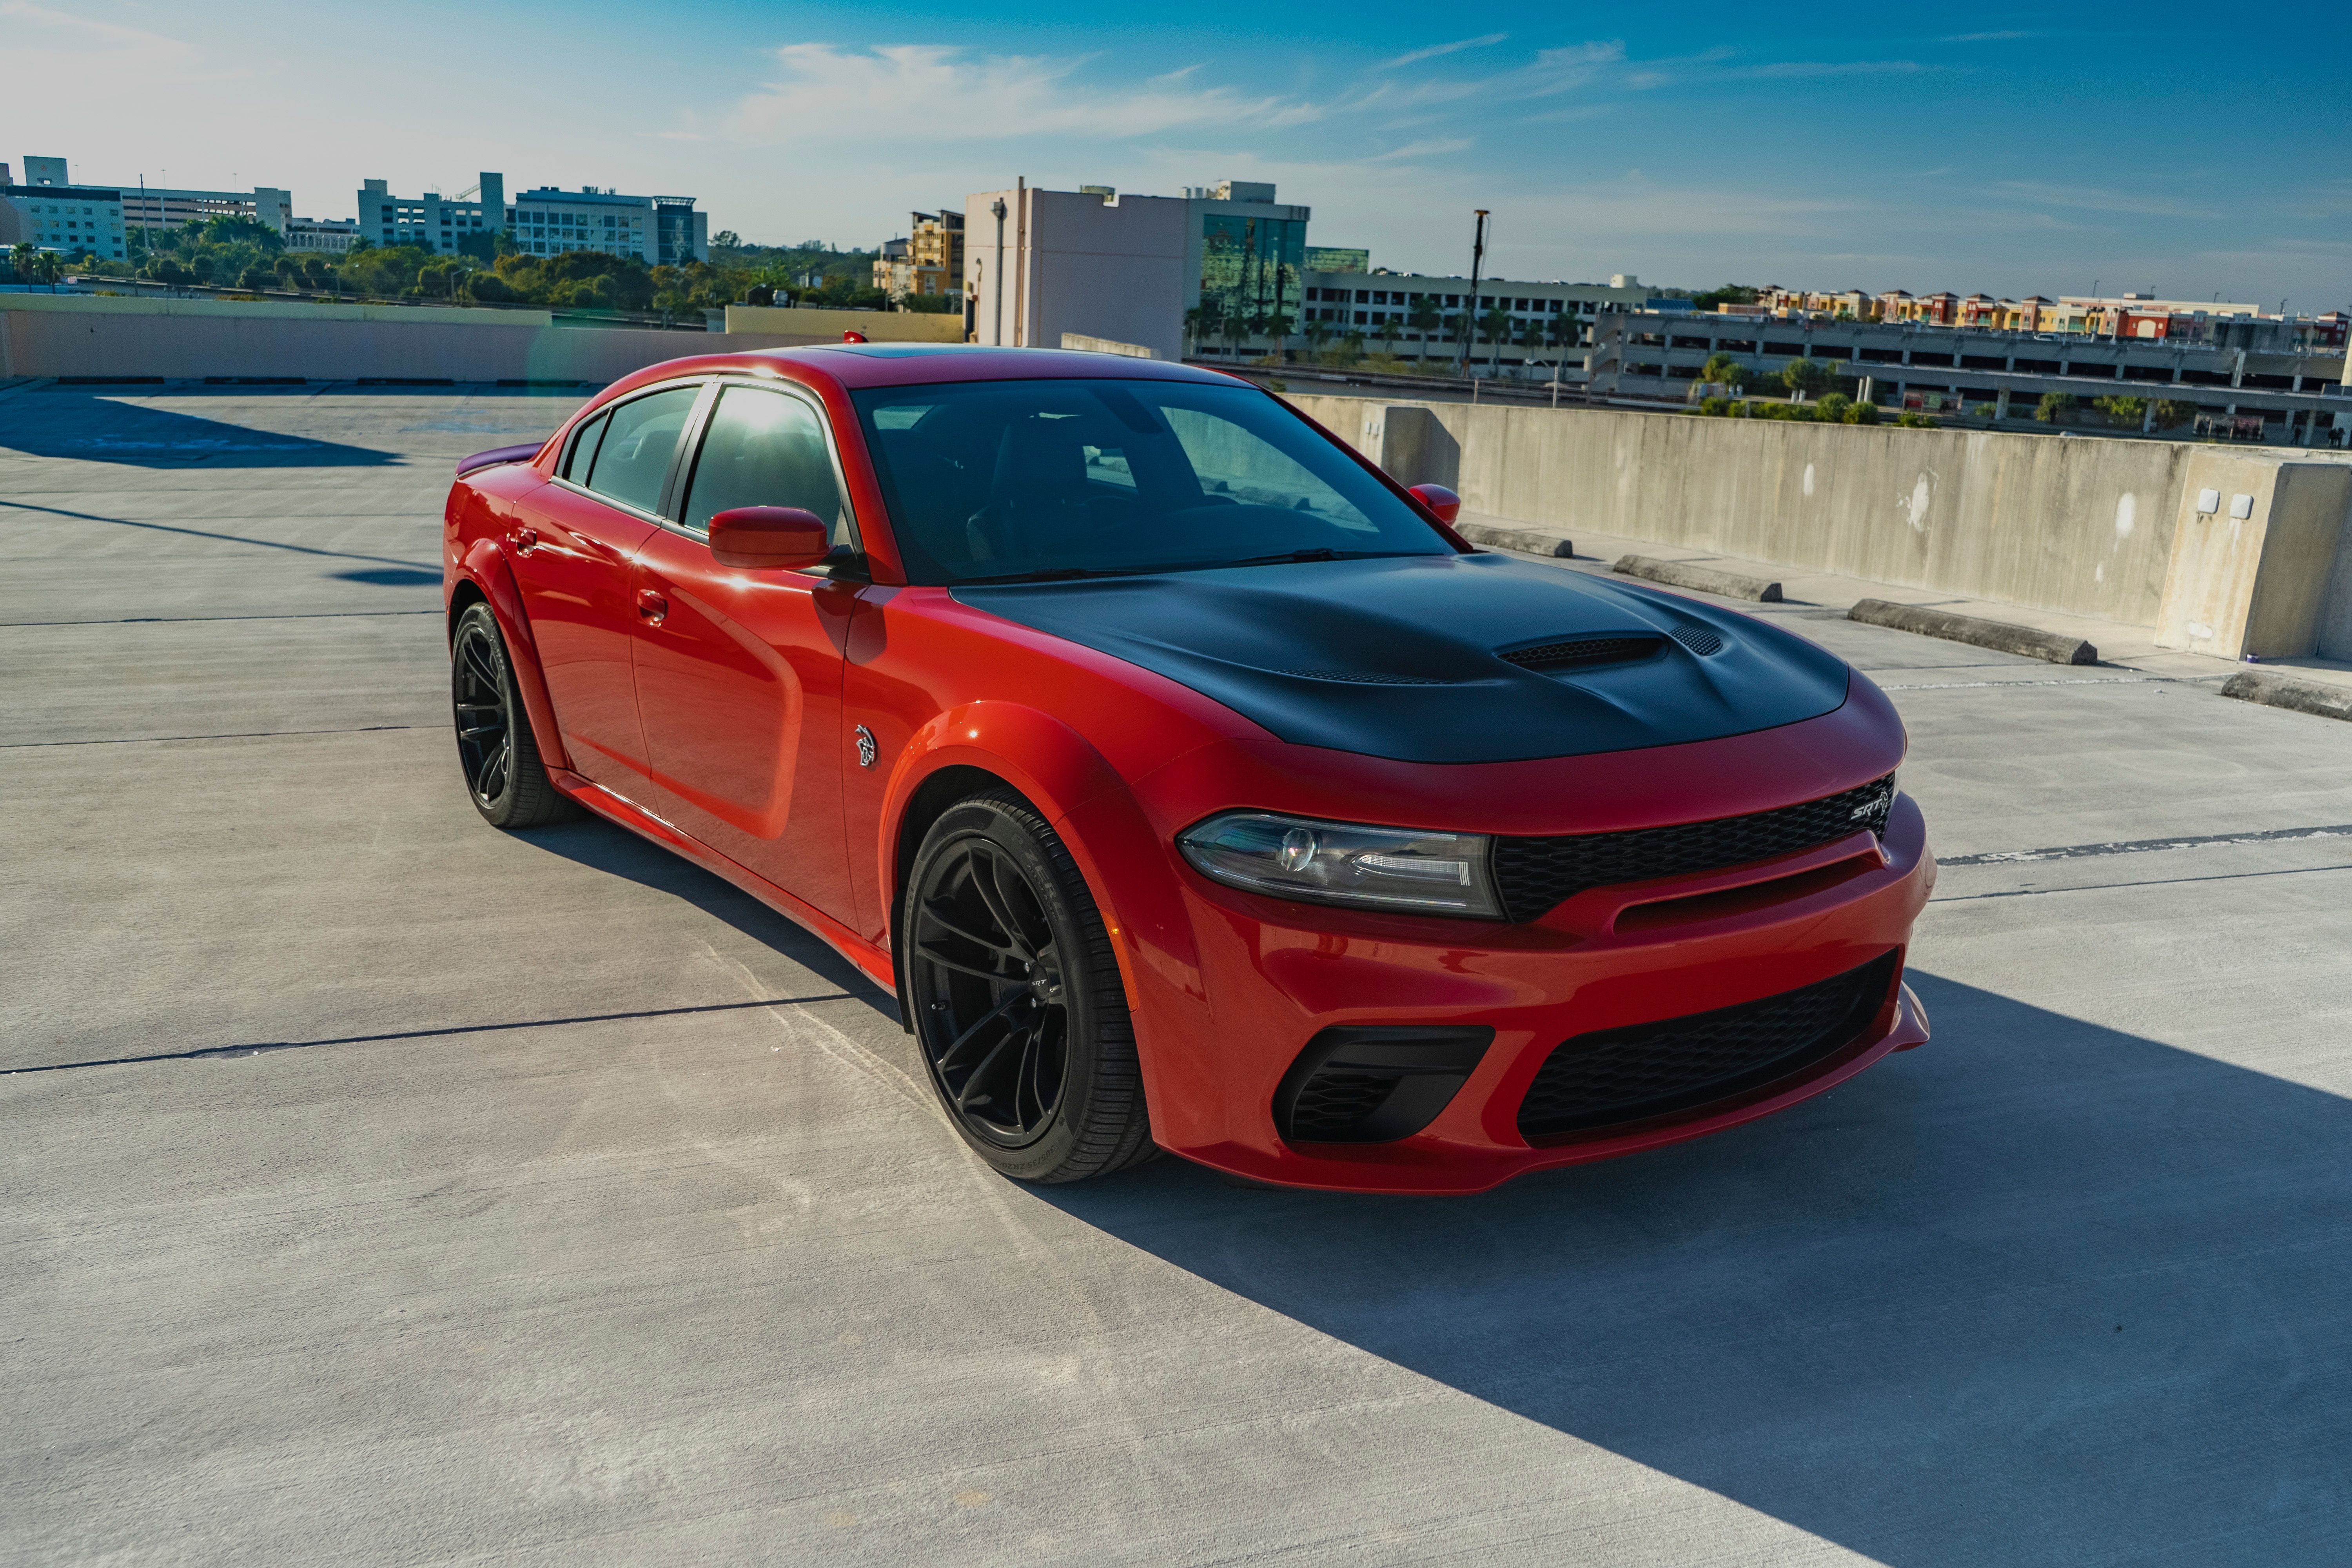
(456, 440, 547, 478)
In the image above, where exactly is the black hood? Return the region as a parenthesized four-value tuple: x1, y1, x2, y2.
(955, 553, 1850, 764)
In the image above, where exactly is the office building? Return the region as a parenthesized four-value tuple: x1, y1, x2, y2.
(357, 175, 505, 254)
(964, 183, 1189, 359)
(1294, 269, 1654, 370)
(1182, 180, 1313, 332)
(873, 210, 966, 299)
(0, 158, 126, 259)
(356, 176, 707, 265)
(284, 217, 361, 254)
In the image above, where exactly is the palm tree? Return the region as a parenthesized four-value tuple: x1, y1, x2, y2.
(1479, 304, 1513, 374)
(1305, 319, 1333, 359)
(1262, 308, 1295, 363)
(1376, 314, 1401, 356)
(1406, 300, 1442, 361)
(35, 250, 63, 292)
(10, 242, 36, 287)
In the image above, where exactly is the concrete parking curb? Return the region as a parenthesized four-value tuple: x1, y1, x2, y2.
(1614, 555, 1783, 601)
(1461, 521, 1575, 558)
(1848, 598, 2098, 666)
(2221, 668, 2352, 721)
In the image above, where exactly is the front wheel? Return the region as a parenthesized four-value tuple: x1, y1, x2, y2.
(450, 601, 576, 829)
(904, 791, 1157, 1183)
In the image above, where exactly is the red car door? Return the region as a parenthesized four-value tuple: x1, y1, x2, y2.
(506, 383, 702, 793)
(628, 381, 863, 925)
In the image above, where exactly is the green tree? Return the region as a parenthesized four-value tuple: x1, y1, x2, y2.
(1896, 410, 1936, 428)
(1815, 392, 1854, 423)
(1780, 357, 1831, 399)
(1478, 304, 1513, 372)
(9, 241, 35, 285)
(1697, 352, 1746, 389)
(1689, 283, 1759, 313)
(2153, 399, 2193, 430)
(1182, 300, 1222, 356)
(2094, 394, 2147, 428)
(2035, 392, 2075, 423)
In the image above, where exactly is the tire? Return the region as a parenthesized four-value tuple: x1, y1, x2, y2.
(450, 601, 576, 829)
(903, 789, 1158, 1183)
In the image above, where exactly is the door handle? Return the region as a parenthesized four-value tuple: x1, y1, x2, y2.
(635, 588, 668, 623)
(514, 526, 539, 554)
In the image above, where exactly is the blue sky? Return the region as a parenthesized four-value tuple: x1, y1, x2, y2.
(9, 0, 2346, 307)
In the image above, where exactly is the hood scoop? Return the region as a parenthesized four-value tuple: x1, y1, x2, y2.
(954, 553, 1849, 763)
(1500, 635, 1666, 673)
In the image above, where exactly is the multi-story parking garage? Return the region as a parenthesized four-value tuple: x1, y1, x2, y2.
(1587, 312, 2352, 443)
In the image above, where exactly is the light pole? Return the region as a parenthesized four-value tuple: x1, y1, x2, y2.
(1457, 209, 1488, 378)
(991, 196, 1007, 346)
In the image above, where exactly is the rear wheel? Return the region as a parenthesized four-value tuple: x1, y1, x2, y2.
(904, 791, 1156, 1183)
(451, 601, 575, 829)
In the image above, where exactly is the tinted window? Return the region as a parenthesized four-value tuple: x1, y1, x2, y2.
(851, 378, 1451, 584)
(679, 386, 851, 544)
(583, 385, 699, 514)
(562, 410, 609, 481)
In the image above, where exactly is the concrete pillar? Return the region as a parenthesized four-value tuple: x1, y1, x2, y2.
(2142, 400, 2156, 434)
(1994, 387, 2011, 420)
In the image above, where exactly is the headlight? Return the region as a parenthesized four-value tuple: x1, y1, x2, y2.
(1176, 811, 1503, 920)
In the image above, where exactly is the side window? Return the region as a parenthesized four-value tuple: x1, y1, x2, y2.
(582, 385, 699, 514)
(679, 386, 851, 545)
(562, 410, 609, 481)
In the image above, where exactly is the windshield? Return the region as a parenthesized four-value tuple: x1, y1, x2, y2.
(849, 377, 1455, 584)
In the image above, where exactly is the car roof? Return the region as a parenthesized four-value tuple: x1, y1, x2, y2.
(706, 344, 1241, 391)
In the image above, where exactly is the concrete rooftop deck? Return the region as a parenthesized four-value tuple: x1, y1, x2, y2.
(4, 384, 2351, 1566)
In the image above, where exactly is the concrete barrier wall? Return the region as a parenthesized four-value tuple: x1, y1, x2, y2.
(0, 292, 554, 328)
(0, 303, 835, 385)
(1290, 394, 2198, 627)
(724, 304, 964, 341)
(1290, 392, 2352, 656)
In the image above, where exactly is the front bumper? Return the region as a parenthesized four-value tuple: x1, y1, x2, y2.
(1101, 780, 1935, 1196)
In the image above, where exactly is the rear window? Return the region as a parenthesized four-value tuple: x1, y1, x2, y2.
(850, 377, 1452, 584)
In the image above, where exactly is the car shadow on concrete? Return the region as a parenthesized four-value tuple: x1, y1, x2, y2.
(1039, 972, 2352, 1566)
(519, 811, 904, 1027)
(0, 392, 397, 467)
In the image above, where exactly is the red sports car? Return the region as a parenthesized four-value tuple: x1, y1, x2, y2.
(443, 346, 1931, 1194)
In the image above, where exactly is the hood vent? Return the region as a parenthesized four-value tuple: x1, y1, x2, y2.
(1501, 635, 1664, 673)
(1669, 625, 1725, 656)
(1278, 667, 1448, 686)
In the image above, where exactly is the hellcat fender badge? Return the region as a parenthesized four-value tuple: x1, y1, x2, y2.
(854, 725, 877, 768)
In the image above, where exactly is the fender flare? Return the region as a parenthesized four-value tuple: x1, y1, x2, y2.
(878, 701, 1205, 1024)
(454, 539, 572, 774)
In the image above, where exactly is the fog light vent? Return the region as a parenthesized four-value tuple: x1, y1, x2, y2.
(1274, 1026, 1495, 1145)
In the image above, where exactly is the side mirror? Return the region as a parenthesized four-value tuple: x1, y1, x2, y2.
(708, 506, 832, 570)
(1408, 483, 1463, 525)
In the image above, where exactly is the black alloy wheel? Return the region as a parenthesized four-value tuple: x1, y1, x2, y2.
(904, 791, 1157, 1183)
(450, 601, 575, 829)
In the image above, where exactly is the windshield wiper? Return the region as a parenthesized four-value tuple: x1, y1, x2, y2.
(1216, 548, 1417, 569)
(955, 565, 1157, 584)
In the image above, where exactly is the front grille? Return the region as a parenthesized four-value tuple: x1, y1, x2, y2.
(1492, 774, 1895, 922)
(1501, 636, 1664, 672)
(1516, 950, 1899, 1140)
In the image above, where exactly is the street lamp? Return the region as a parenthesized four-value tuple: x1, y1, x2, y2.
(1457, 209, 1488, 378)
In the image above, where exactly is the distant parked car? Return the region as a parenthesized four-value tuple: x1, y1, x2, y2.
(443, 347, 1931, 1192)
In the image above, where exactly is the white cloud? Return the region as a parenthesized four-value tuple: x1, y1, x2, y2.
(1368, 138, 1474, 163)
(722, 44, 1319, 145)
(1377, 33, 1507, 70)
